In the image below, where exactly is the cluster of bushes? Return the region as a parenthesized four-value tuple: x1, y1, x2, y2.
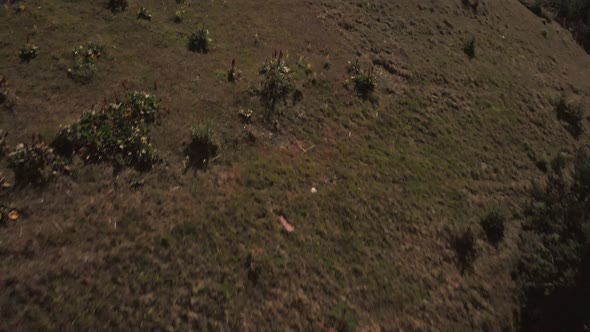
(52, 91, 160, 171)
(514, 151, 590, 331)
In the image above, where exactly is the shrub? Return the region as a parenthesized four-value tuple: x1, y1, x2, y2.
(453, 227, 477, 273)
(346, 59, 376, 99)
(0, 129, 7, 157)
(107, 0, 128, 12)
(188, 26, 212, 53)
(238, 109, 253, 124)
(463, 36, 476, 58)
(184, 122, 220, 170)
(462, 0, 480, 11)
(68, 43, 104, 84)
(137, 7, 152, 21)
(19, 44, 38, 63)
(174, 10, 185, 23)
(52, 92, 160, 171)
(7, 134, 61, 185)
(480, 209, 506, 246)
(556, 96, 585, 138)
(515, 150, 590, 331)
(259, 51, 294, 119)
(0, 76, 16, 111)
(227, 59, 241, 83)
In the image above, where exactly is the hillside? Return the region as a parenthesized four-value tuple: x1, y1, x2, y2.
(1, 0, 589, 330)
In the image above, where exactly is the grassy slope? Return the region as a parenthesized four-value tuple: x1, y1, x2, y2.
(1, 0, 589, 330)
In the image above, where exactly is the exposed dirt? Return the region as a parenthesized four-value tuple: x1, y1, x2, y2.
(0, 0, 589, 330)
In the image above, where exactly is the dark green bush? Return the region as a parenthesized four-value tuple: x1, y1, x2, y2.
(52, 92, 160, 171)
(480, 209, 506, 246)
(259, 51, 294, 119)
(184, 122, 220, 170)
(188, 26, 211, 53)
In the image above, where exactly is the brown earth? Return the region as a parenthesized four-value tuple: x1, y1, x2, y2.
(0, 0, 589, 331)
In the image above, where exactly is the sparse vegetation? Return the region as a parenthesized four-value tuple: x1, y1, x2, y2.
(184, 122, 220, 170)
(19, 44, 38, 63)
(327, 303, 357, 332)
(480, 208, 506, 246)
(463, 36, 476, 58)
(259, 51, 294, 119)
(52, 92, 160, 171)
(515, 150, 590, 331)
(188, 26, 212, 53)
(556, 95, 585, 137)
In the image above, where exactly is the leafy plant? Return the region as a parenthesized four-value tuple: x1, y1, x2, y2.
(188, 26, 212, 53)
(184, 122, 220, 170)
(259, 50, 294, 119)
(453, 227, 477, 273)
(227, 59, 242, 83)
(52, 92, 160, 171)
(238, 109, 253, 124)
(137, 7, 152, 21)
(347, 59, 376, 99)
(68, 43, 104, 84)
(556, 95, 585, 138)
(480, 208, 506, 246)
(106, 0, 128, 12)
(174, 9, 185, 23)
(463, 36, 476, 58)
(19, 44, 38, 63)
(7, 134, 62, 185)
